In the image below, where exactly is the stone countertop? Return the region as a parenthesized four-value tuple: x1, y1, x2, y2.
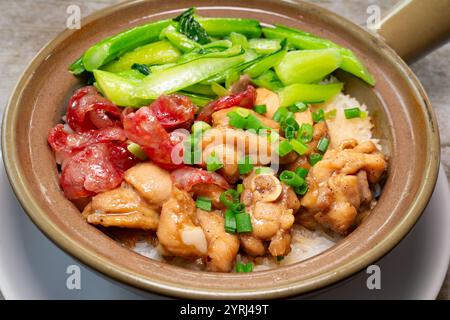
(0, 0, 449, 299)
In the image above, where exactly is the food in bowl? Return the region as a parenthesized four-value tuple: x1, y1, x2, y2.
(47, 8, 387, 273)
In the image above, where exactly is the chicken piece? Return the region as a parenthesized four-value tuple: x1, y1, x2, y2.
(83, 183, 159, 230)
(299, 139, 387, 235)
(157, 188, 208, 258)
(196, 209, 240, 272)
(124, 162, 172, 207)
(240, 233, 266, 256)
(239, 170, 296, 257)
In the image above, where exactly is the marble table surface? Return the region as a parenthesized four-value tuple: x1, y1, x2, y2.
(0, 0, 449, 300)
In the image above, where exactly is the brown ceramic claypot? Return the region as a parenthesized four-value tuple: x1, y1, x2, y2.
(2, 0, 449, 299)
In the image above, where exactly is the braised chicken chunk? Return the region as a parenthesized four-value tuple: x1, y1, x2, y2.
(124, 162, 173, 207)
(239, 170, 300, 257)
(82, 183, 159, 230)
(196, 209, 240, 272)
(157, 188, 239, 272)
(157, 187, 207, 258)
(299, 139, 387, 235)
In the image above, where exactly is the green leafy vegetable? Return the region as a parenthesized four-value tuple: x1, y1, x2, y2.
(131, 63, 151, 76)
(174, 8, 210, 45)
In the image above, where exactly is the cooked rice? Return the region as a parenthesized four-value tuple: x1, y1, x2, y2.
(318, 93, 381, 150)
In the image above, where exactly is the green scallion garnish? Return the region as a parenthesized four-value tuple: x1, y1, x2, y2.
(254, 104, 267, 115)
(227, 111, 247, 129)
(127, 143, 148, 160)
(317, 137, 330, 153)
(272, 107, 288, 122)
(246, 114, 263, 131)
(277, 140, 293, 157)
(279, 170, 304, 187)
(312, 109, 325, 123)
(236, 212, 253, 233)
(309, 153, 323, 166)
(238, 155, 254, 175)
(298, 123, 314, 143)
(288, 102, 307, 113)
(325, 109, 337, 119)
(235, 261, 253, 273)
(344, 107, 361, 119)
(295, 167, 309, 179)
(220, 189, 240, 208)
(224, 209, 237, 233)
(192, 121, 211, 133)
(255, 167, 273, 175)
(206, 152, 223, 172)
(290, 139, 309, 155)
(196, 197, 212, 211)
(294, 183, 309, 196)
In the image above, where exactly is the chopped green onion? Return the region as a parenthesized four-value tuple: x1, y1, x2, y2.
(284, 126, 296, 140)
(235, 261, 253, 273)
(220, 189, 240, 208)
(360, 111, 368, 119)
(283, 116, 299, 130)
(236, 212, 253, 233)
(127, 143, 148, 160)
(206, 152, 223, 172)
(312, 109, 325, 122)
(276, 140, 293, 157)
(238, 155, 254, 175)
(191, 121, 211, 133)
(255, 167, 273, 175)
(309, 153, 323, 166)
(295, 167, 309, 179)
(290, 139, 309, 155)
(288, 102, 307, 113)
(232, 202, 245, 212)
(183, 150, 201, 165)
(224, 209, 237, 233)
(235, 108, 251, 118)
(227, 111, 247, 129)
(254, 104, 267, 115)
(246, 114, 263, 131)
(280, 170, 304, 187)
(236, 183, 244, 194)
(298, 123, 314, 143)
(294, 183, 308, 195)
(325, 108, 337, 119)
(272, 107, 288, 122)
(196, 197, 212, 211)
(317, 137, 330, 153)
(344, 107, 361, 119)
(277, 256, 285, 261)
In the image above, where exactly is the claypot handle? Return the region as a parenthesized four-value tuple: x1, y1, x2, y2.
(375, 0, 450, 62)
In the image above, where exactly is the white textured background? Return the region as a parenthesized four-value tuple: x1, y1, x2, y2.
(0, 0, 449, 299)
